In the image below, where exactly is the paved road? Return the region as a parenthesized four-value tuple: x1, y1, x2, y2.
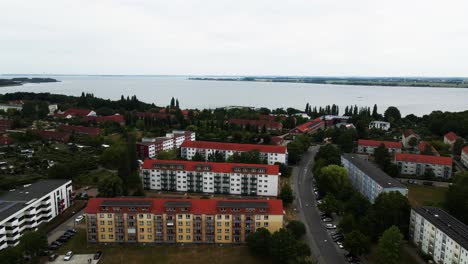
(48, 209, 85, 244)
(396, 178, 451, 187)
(292, 145, 347, 264)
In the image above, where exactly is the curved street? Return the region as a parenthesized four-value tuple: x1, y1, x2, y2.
(291, 145, 347, 264)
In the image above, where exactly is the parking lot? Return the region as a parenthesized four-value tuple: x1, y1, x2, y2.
(51, 254, 98, 264)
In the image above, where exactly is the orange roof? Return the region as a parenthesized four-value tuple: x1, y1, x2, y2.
(82, 114, 125, 124)
(358, 139, 402, 149)
(403, 129, 416, 137)
(293, 118, 324, 133)
(181, 140, 287, 154)
(85, 197, 284, 215)
(418, 141, 439, 155)
(395, 153, 452, 166)
(444, 132, 458, 142)
(463, 146, 468, 154)
(142, 159, 279, 175)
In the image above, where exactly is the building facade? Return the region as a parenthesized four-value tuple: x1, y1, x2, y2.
(402, 129, 419, 148)
(357, 139, 402, 155)
(141, 160, 279, 196)
(461, 146, 468, 169)
(341, 154, 408, 203)
(395, 153, 452, 179)
(368, 121, 391, 131)
(0, 180, 73, 250)
(181, 141, 287, 165)
(444, 132, 458, 146)
(85, 198, 283, 244)
(137, 130, 195, 159)
(409, 207, 468, 264)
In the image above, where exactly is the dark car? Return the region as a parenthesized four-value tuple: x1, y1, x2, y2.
(48, 244, 59, 250)
(333, 236, 344, 242)
(94, 251, 103, 260)
(66, 228, 77, 234)
(38, 250, 51, 256)
(58, 236, 69, 243)
(49, 253, 59, 261)
(52, 241, 62, 246)
(63, 232, 74, 238)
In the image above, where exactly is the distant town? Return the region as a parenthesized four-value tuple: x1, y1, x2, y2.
(0, 90, 466, 264)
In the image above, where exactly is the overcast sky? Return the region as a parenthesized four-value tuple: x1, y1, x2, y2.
(1, 0, 467, 76)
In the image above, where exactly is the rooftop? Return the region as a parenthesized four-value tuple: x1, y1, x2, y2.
(85, 198, 283, 215)
(413, 206, 468, 250)
(403, 129, 417, 138)
(293, 118, 324, 133)
(0, 179, 71, 222)
(463, 146, 468, 154)
(181, 140, 287, 154)
(395, 153, 452, 166)
(358, 139, 402, 149)
(342, 153, 406, 189)
(444, 131, 458, 142)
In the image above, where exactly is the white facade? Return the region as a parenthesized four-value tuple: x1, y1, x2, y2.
(0, 180, 72, 250)
(181, 147, 287, 165)
(461, 148, 468, 168)
(395, 156, 452, 179)
(410, 207, 468, 264)
(0, 104, 22, 112)
(141, 162, 278, 196)
(368, 121, 390, 131)
(341, 154, 408, 203)
(357, 145, 401, 155)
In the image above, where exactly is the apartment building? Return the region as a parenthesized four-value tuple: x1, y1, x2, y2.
(357, 139, 402, 155)
(137, 130, 195, 159)
(141, 160, 279, 196)
(395, 153, 452, 179)
(461, 146, 468, 169)
(85, 198, 283, 244)
(181, 141, 287, 165)
(341, 154, 408, 203)
(368, 121, 391, 131)
(410, 207, 468, 264)
(0, 180, 73, 250)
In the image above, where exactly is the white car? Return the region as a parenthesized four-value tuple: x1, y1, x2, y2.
(63, 251, 74, 261)
(75, 215, 84, 223)
(326, 224, 337, 229)
(336, 241, 344, 249)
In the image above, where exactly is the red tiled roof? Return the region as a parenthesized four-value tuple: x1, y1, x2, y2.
(82, 114, 125, 124)
(142, 159, 280, 175)
(181, 140, 287, 154)
(56, 108, 93, 117)
(58, 125, 101, 136)
(85, 197, 283, 215)
(395, 153, 452, 166)
(403, 129, 416, 137)
(0, 136, 13, 145)
(418, 141, 439, 155)
(271, 136, 283, 145)
(358, 139, 402, 149)
(292, 118, 324, 133)
(35, 130, 71, 142)
(463, 146, 468, 154)
(136, 112, 169, 119)
(444, 132, 458, 142)
(258, 115, 287, 122)
(228, 119, 282, 129)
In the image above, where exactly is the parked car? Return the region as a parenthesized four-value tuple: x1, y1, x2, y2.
(66, 228, 77, 234)
(326, 224, 337, 229)
(75, 215, 84, 223)
(333, 236, 344, 242)
(52, 241, 62, 246)
(94, 251, 103, 260)
(332, 233, 343, 238)
(63, 251, 74, 261)
(48, 244, 59, 250)
(57, 236, 69, 243)
(38, 250, 51, 256)
(322, 217, 333, 222)
(49, 253, 59, 261)
(336, 241, 344, 249)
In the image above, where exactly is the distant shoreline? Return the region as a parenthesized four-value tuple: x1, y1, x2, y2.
(189, 77, 468, 88)
(0, 77, 59, 87)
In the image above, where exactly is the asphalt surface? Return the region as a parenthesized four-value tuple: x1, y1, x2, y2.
(292, 145, 347, 264)
(48, 209, 85, 244)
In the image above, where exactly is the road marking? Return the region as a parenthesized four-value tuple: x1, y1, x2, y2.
(298, 199, 303, 208)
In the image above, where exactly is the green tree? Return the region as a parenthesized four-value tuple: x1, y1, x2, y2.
(408, 137, 418, 150)
(375, 226, 403, 264)
(318, 193, 340, 215)
(156, 149, 179, 160)
(423, 167, 435, 180)
(191, 152, 205, 161)
(0, 247, 24, 264)
(370, 192, 410, 240)
(98, 174, 123, 197)
(246, 228, 271, 257)
(286, 220, 306, 239)
(453, 138, 465, 155)
(343, 230, 370, 256)
(444, 172, 468, 224)
(384, 106, 401, 122)
(270, 228, 296, 264)
(317, 165, 352, 200)
(374, 144, 391, 171)
(372, 104, 379, 119)
(279, 183, 294, 205)
(207, 150, 225, 162)
(19, 230, 47, 257)
(338, 213, 357, 234)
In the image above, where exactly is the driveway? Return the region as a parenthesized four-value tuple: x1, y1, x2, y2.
(292, 145, 347, 264)
(52, 254, 99, 264)
(48, 209, 85, 244)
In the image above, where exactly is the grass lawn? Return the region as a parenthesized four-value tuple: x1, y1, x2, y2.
(406, 184, 448, 207)
(51, 230, 262, 264)
(75, 169, 115, 186)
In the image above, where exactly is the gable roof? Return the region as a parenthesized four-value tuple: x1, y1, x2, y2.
(403, 129, 417, 138)
(292, 118, 324, 133)
(418, 141, 439, 155)
(56, 108, 94, 118)
(444, 132, 458, 142)
(395, 153, 452, 166)
(181, 140, 287, 154)
(358, 139, 402, 149)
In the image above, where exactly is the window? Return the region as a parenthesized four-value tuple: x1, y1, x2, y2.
(224, 215, 230, 220)
(107, 214, 112, 218)
(101, 234, 105, 239)
(108, 228, 113, 232)
(139, 221, 144, 225)
(147, 228, 152, 232)
(140, 228, 145, 232)
(217, 222, 222, 226)
(148, 235, 152, 239)
(264, 215, 269, 220)
(225, 235, 230, 240)
(186, 228, 191, 233)
(109, 234, 114, 239)
(108, 221, 113, 225)
(225, 222, 229, 226)
(178, 215, 183, 219)
(186, 235, 191, 240)
(217, 236, 222, 240)
(225, 229, 229, 233)
(100, 228, 105, 232)
(147, 221, 151, 225)
(256, 215, 261, 220)
(178, 228, 183, 233)
(217, 229, 222, 233)
(264, 222, 269, 227)
(100, 221, 104, 225)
